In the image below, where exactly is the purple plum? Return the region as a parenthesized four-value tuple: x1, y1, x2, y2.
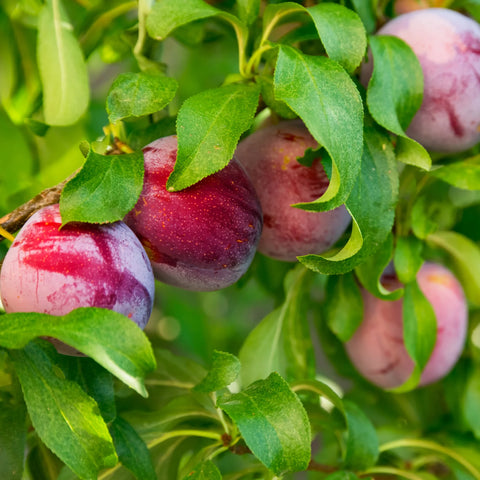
(124, 136, 263, 291)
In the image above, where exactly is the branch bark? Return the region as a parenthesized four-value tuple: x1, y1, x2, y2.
(0, 172, 77, 241)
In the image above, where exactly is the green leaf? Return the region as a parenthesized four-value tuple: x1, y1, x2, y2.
(274, 45, 363, 211)
(463, 368, 480, 439)
(37, 0, 89, 126)
(427, 231, 480, 307)
(59, 146, 144, 225)
(430, 155, 480, 190)
(194, 350, 241, 393)
(167, 83, 260, 191)
(291, 379, 378, 470)
(62, 357, 116, 423)
(146, 0, 220, 39)
(109, 417, 156, 480)
(343, 400, 379, 470)
(0, 382, 26, 480)
(0, 308, 156, 397)
(355, 233, 404, 301)
(308, 3, 367, 73)
(325, 273, 363, 342)
(106, 72, 178, 123)
(393, 280, 437, 392)
(299, 125, 398, 274)
(236, 0, 260, 25)
(146, 0, 246, 42)
(366, 35, 430, 170)
(10, 341, 117, 480)
(239, 265, 315, 387)
(182, 460, 222, 480)
(393, 235, 423, 284)
(217, 372, 311, 475)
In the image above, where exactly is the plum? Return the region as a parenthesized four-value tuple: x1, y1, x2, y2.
(234, 119, 351, 262)
(123, 136, 263, 291)
(0, 204, 155, 335)
(345, 262, 468, 389)
(363, 8, 480, 153)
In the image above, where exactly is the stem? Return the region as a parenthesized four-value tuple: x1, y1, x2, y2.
(134, 0, 152, 60)
(212, 392, 232, 435)
(0, 172, 78, 242)
(379, 439, 480, 480)
(359, 466, 426, 480)
(0, 226, 15, 243)
(147, 429, 223, 449)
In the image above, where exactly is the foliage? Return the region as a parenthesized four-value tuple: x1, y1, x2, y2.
(1, 0, 480, 479)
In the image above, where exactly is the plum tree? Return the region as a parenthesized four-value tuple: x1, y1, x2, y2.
(0, 204, 155, 335)
(124, 136, 263, 291)
(235, 119, 351, 262)
(363, 8, 480, 153)
(345, 262, 468, 389)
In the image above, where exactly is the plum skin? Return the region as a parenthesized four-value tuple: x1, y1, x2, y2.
(345, 262, 468, 389)
(123, 135, 263, 291)
(363, 8, 480, 153)
(0, 204, 155, 332)
(234, 119, 351, 262)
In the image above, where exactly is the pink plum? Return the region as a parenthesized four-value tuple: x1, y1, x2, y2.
(123, 136, 263, 291)
(0, 204, 155, 333)
(234, 119, 351, 262)
(363, 8, 480, 153)
(346, 262, 468, 389)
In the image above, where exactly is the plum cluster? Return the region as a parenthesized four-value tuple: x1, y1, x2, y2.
(0, 124, 350, 352)
(0, 7, 475, 382)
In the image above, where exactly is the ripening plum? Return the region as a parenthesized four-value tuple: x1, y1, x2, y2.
(362, 8, 480, 153)
(234, 119, 351, 262)
(0, 204, 155, 339)
(345, 262, 468, 389)
(123, 136, 263, 291)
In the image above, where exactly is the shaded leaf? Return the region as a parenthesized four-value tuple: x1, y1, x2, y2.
(325, 272, 363, 342)
(427, 231, 480, 307)
(182, 460, 222, 480)
(109, 417, 156, 480)
(299, 125, 398, 274)
(10, 341, 117, 480)
(239, 265, 315, 387)
(355, 233, 404, 301)
(430, 155, 480, 190)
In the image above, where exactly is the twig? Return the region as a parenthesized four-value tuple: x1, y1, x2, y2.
(0, 171, 78, 240)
